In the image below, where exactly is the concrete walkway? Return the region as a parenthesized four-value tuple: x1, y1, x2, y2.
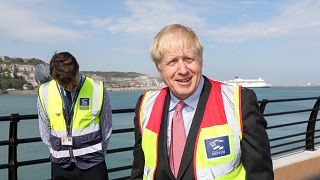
(273, 149, 320, 180)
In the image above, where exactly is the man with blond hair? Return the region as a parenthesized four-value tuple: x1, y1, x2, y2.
(131, 24, 273, 180)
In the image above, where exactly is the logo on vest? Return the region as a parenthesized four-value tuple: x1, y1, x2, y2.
(79, 98, 90, 110)
(204, 135, 230, 159)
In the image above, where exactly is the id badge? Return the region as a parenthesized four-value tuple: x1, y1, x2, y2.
(61, 136, 73, 146)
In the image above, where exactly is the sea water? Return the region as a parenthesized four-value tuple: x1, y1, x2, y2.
(0, 91, 143, 179)
(1, 87, 320, 179)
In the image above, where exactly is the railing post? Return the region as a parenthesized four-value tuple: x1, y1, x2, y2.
(306, 97, 320, 151)
(8, 113, 19, 180)
(259, 99, 268, 114)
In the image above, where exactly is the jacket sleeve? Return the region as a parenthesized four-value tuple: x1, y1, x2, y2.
(240, 89, 274, 180)
(100, 90, 112, 156)
(130, 95, 144, 180)
(37, 96, 52, 149)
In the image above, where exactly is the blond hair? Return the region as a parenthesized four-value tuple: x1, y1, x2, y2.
(150, 24, 203, 66)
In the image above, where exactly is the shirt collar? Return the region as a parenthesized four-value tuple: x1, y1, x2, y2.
(169, 76, 204, 111)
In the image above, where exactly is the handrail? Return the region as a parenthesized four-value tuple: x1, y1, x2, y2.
(306, 97, 320, 150)
(259, 96, 320, 156)
(0, 96, 320, 179)
(0, 109, 136, 180)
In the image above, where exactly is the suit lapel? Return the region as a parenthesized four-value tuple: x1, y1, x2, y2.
(158, 91, 176, 179)
(177, 77, 212, 179)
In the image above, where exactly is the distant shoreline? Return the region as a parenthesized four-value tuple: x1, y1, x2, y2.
(0, 87, 163, 95)
(1, 90, 38, 95)
(1, 85, 319, 95)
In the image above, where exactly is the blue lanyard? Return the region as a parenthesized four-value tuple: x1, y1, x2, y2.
(59, 76, 86, 133)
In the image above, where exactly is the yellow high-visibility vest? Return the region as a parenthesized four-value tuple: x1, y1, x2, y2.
(39, 77, 104, 168)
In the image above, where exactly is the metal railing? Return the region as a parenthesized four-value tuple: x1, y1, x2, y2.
(1, 97, 320, 180)
(259, 97, 320, 156)
(0, 109, 135, 180)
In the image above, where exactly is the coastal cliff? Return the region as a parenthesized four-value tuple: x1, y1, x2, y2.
(10, 63, 50, 86)
(81, 71, 165, 91)
(0, 55, 164, 92)
(0, 56, 50, 91)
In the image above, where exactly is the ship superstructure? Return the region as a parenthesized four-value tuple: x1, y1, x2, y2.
(225, 77, 272, 88)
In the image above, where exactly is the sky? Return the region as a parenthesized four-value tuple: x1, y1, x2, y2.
(0, 0, 319, 86)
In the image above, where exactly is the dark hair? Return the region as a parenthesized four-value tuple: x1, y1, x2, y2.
(49, 52, 79, 85)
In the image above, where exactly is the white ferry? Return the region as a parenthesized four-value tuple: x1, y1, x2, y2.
(225, 77, 272, 88)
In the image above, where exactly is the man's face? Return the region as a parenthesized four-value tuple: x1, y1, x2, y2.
(58, 73, 80, 92)
(157, 49, 202, 100)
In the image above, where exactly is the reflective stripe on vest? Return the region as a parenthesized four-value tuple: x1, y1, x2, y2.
(139, 81, 245, 180)
(49, 143, 102, 158)
(39, 77, 104, 160)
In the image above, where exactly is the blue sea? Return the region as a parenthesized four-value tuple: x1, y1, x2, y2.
(1, 87, 320, 179)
